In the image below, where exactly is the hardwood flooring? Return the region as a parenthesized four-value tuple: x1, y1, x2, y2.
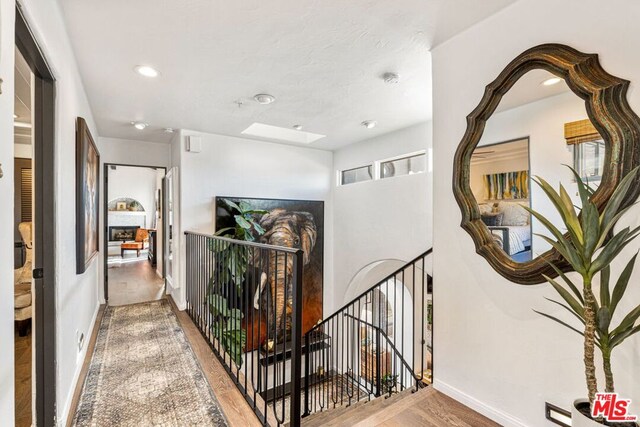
(169, 297, 266, 427)
(107, 259, 164, 306)
(302, 386, 500, 427)
(66, 296, 497, 427)
(15, 331, 31, 427)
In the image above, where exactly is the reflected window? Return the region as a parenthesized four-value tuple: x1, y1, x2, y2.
(340, 165, 372, 185)
(571, 139, 605, 182)
(380, 153, 426, 179)
(565, 118, 605, 182)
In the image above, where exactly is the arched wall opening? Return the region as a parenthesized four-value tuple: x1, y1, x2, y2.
(343, 259, 433, 387)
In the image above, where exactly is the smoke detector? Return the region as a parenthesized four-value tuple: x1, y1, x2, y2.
(254, 94, 276, 105)
(382, 72, 400, 84)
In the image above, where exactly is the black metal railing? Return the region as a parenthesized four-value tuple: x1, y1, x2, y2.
(185, 231, 304, 426)
(185, 231, 432, 426)
(302, 249, 433, 417)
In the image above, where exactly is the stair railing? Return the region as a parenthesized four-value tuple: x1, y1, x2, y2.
(185, 230, 432, 426)
(303, 248, 433, 418)
(184, 231, 304, 426)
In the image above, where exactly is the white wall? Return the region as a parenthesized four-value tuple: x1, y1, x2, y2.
(333, 123, 432, 309)
(0, 1, 16, 422)
(2, 0, 105, 424)
(171, 130, 334, 314)
(98, 137, 171, 169)
(96, 137, 171, 301)
(108, 165, 159, 228)
(14, 143, 32, 159)
(431, 1, 640, 425)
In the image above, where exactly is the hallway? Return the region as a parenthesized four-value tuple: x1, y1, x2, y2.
(71, 300, 228, 426)
(107, 260, 164, 306)
(67, 297, 502, 427)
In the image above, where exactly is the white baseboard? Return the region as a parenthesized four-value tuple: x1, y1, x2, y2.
(433, 379, 527, 427)
(58, 304, 100, 427)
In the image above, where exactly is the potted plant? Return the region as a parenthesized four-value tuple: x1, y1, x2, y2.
(526, 167, 640, 426)
(208, 199, 268, 367)
(381, 373, 397, 398)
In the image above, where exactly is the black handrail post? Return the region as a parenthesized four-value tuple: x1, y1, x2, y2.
(375, 328, 382, 397)
(290, 249, 304, 426)
(303, 331, 310, 417)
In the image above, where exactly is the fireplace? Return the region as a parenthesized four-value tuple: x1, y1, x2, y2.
(109, 226, 139, 242)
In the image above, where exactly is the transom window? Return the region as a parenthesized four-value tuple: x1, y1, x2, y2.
(340, 165, 373, 185)
(380, 153, 427, 179)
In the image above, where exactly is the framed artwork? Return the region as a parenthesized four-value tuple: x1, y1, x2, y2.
(116, 202, 127, 211)
(76, 117, 100, 274)
(215, 196, 324, 351)
(482, 170, 529, 200)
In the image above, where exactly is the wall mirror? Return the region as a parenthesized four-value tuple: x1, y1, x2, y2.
(454, 44, 640, 284)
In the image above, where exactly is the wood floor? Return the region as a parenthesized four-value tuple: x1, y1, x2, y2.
(15, 330, 31, 427)
(169, 297, 266, 427)
(107, 259, 164, 306)
(302, 386, 500, 427)
(65, 296, 499, 427)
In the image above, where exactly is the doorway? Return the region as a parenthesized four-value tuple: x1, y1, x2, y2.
(103, 164, 167, 306)
(14, 7, 57, 427)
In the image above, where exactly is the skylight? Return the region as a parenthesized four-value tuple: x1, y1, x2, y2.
(241, 123, 326, 144)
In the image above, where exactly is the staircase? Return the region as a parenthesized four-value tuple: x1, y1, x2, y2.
(300, 249, 433, 424)
(301, 386, 500, 427)
(184, 231, 433, 426)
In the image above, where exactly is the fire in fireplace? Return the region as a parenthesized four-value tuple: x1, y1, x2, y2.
(109, 226, 139, 242)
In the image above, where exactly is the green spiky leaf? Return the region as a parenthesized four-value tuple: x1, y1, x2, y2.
(610, 253, 638, 316)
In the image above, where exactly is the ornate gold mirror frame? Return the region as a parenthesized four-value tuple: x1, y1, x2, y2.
(453, 44, 640, 284)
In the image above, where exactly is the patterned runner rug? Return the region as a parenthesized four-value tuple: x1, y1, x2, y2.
(73, 300, 228, 426)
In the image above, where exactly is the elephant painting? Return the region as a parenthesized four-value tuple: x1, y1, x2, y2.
(214, 197, 324, 352)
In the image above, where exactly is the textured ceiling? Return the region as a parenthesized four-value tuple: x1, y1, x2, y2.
(59, 0, 513, 149)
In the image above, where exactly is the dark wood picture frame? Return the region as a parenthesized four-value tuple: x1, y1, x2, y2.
(76, 117, 101, 274)
(453, 43, 640, 284)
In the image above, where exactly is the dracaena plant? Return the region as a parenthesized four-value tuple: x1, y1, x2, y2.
(207, 199, 268, 367)
(525, 166, 640, 410)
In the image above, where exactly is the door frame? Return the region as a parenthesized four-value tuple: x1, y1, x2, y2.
(103, 163, 167, 302)
(15, 6, 57, 426)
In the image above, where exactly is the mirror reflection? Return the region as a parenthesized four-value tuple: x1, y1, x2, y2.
(470, 69, 605, 263)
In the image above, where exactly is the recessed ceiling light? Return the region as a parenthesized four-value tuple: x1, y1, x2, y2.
(293, 125, 303, 131)
(361, 120, 377, 129)
(163, 127, 175, 133)
(134, 65, 160, 78)
(131, 121, 148, 130)
(382, 72, 400, 84)
(254, 94, 276, 105)
(541, 77, 562, 86)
